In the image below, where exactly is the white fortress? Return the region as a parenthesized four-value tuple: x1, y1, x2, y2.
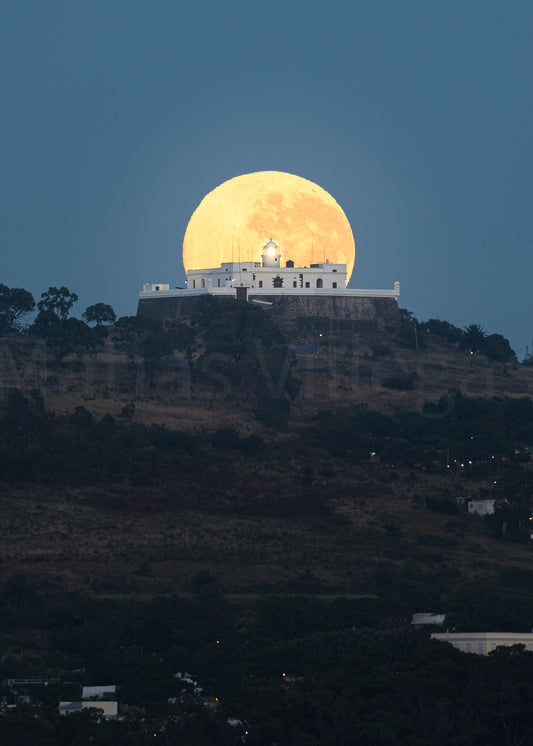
(140, 239, 400, 303)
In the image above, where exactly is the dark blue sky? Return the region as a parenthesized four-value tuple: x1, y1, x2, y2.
(2, 1, 532, 356)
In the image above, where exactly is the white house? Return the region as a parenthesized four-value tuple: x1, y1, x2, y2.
(59, 700, 118, 718)
(59, 684, 119, 718)
(468, 499, 496, 516)
(82, 685, 116, 700)
(412, 613, 446, 626)
(432, 632, 533, 655)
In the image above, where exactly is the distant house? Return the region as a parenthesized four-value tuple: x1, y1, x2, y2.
(4, 677, 59, 690)
(59, 700, 118, 718)
(468, 499, 496, 516)
(60, 684, 118, 718)
(82, 685, 116, 700)
(411, 613, 445, 626)
(432, 632, 533, 655)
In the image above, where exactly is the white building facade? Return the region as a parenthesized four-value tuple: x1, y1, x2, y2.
(468, 499, 496, 516)
(432, 632, 533, 655)
(141, 239, 400, 301)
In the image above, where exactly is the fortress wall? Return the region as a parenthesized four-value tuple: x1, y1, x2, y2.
(137, 293, 400, 332)
(137, 295, 207, 320)
(248, 294, 399, 327)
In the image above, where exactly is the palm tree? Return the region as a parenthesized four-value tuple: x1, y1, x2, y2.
(462, 324, 486, 354)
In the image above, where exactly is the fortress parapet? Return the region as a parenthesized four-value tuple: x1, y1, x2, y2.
(138, 241, 400, 331)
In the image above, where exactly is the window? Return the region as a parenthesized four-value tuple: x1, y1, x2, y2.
(201, 279, 205, 288)
(293, 281, 297, 287)
(217, 279, 220, 287)
(305, 282, 310, 288)
(332, 269, 337, 273)
(193, 280, 196, 288)
(259, 281, 263, 288)
(155, 286, 160, 291)
(332, 282, 337, 289)
(242, 267, 247, 271)
(466, 643, 471, 652)
(316, 278, 323, 288)
(478, 643, 484, 654)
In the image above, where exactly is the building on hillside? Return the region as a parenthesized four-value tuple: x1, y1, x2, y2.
(182, 238, 349, 292)
(59, 700, 118, 718)
(82, 685, 116, 700)
(59, 684, 119, 718)
(139, 238, 400, 329)
(468, 499, 496, 516)
(432, 632, 533, 655)
(411, 613, 446, 626)
(5, 677, 59, 690)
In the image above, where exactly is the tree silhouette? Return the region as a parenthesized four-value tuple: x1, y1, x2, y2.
(0, 284, 35, 333)
(37, 286, 78, 319)
(462, 324, 486, 353)
(424, 318, 463, 344)
(30, 312, 105, 362)
(83, 302, 116, 326)
(482, 333, 516, 362)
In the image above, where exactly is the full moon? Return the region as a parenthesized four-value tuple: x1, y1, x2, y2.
(182, 171, 356, 282)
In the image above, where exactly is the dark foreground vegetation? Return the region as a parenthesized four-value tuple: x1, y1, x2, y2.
(2, 575, 533, 745)
(3, 384, 533, 538)
(2, 283, 533, 743)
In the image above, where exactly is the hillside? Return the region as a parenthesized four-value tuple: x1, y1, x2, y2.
(0, 305, 532, 596)
(2, 309, 530, 429)
(2, 303, 533, 743)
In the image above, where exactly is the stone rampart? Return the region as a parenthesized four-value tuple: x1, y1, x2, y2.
(137, 293, 399, 332)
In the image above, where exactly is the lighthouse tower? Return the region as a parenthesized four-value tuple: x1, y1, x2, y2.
(261, 238, 281, 268)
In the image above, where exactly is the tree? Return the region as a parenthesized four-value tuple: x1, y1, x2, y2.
(113, 315, 155, 366)
(424, 318, 463, 344)
(37, 286, 78, 319)
(396, 308, 425, 349)
(83, 302, 116, 326)
(30, 311, 104, 363)
(139, 321, 175, 384)
(461, 324, 486, 354)
(0, 284, 35, 334)
(399, 308, 417, 323)
(113, 316, 197, 383)
(165, 319, 196, 364)
(113, 315, 169, 383)
(482, 333, 516, 363)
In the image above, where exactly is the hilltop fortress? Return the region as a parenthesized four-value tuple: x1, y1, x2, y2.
(137, 239, 400, 332)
